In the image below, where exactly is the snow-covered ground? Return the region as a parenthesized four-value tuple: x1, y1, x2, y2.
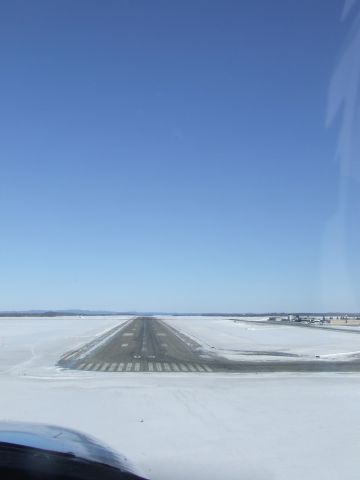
(1, 316, 360, 480)
(0, 316, 128, 374)
(160, 315, 360, 360)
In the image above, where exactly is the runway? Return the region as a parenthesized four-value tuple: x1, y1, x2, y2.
(58, 316, 360, 373)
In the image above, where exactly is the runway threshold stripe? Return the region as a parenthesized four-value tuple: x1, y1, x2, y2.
(117, 363, 125, 372)
(126, 362, 132, 371)
(109, 363, 117, 372)
(179, 363, 189, 372)
(78, 363, 86, 370)
(93, 363, 102, 371)
(84, 363, 94, 370)
(188, 364, 197, 372)
(203, 365, 213, 372)
(148, 362, 154, 372)
(156, 362, 162, 372)
(100, 363, 110, 371)
(171, 363, 180, 372)
(135, 362, 140, 371)
(62, 352, 75, 361)
(194, 364, 205, 372)
(163, 362, 171, 372)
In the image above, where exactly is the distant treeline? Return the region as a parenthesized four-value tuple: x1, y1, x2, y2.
(0, 311, 359, 318)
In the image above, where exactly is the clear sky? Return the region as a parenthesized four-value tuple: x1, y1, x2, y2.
(0, 0, 358, 313)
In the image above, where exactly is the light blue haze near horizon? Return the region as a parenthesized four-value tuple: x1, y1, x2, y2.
(0, 0, 358, 313)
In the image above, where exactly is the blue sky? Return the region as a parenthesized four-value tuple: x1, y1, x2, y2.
(0, 0, 356, 312)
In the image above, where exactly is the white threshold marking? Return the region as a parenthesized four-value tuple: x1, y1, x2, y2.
(156, 362, 162, 372)
(85, 363, 94, 370)
(171, 363, 180, 372)
(188, 364, 197, 372)
(163, 362, 171, 372)
(62, 352, 75, 361)
(121, 343, 128, 347)
(134, 362, 140, 371)
(179, 363, 189, 372)
(195, 364, 205, 372)
(203, 365, 213, 372)
(78, 363, 86, 369)
(126, 362, 132, 371)
(148, 362, 154, 372)
(100, 363, 110, 371)
(109, 363, 117, 372)
(93, 363, 101, 371)
(117, 363, 125, 372)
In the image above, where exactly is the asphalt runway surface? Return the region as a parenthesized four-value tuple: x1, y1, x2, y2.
(58, 317, 360, 373)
